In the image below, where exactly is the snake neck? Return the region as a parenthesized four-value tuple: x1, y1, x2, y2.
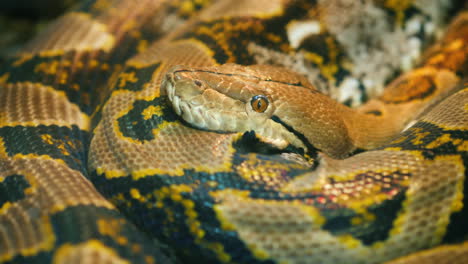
(292, 67, 461, 158)
(340, 102, 417, 151)
(292, 98, 411, 158)
(342, 68, 461, 152)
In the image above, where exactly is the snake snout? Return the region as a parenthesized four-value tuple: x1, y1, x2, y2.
(163, 67, 220, 127)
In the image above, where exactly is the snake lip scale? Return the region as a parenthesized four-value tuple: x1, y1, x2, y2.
(165, 71, 222, 129)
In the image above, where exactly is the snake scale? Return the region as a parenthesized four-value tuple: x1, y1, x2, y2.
(0, 0, 467, 263)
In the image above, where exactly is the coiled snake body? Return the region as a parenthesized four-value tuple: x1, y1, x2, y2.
(0, 0, 467, 263)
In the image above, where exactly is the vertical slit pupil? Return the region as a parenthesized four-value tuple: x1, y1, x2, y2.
(257, 100, 263, 109)
(251, 95, 268, 112)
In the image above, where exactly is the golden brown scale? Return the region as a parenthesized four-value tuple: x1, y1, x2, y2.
(84, 1, 467, 263)
(163, 10, 467, 159)
(161, 10, 467, 160)
(155, 7, 467, 264)
(384, 241, 468, 264)
(0, 0, 213, 263)
(88, 0, 298, 178)
(206, 83, 468, 264)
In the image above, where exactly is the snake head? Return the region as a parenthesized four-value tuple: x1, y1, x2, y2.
(163, 64, 355, 157)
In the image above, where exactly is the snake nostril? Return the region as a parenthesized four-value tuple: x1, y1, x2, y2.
(194, 80, 203, 87)
(165, 73, 174, 82)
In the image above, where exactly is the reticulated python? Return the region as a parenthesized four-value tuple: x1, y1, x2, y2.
(0, 0, 467, 263)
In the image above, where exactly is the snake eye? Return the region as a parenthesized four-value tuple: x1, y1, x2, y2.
(250, 95, 269, 113)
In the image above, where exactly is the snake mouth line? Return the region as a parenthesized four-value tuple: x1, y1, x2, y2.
(271, 115, 319, 156)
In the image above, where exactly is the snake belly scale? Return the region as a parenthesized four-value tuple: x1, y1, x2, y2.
(0, 0, 467, 263)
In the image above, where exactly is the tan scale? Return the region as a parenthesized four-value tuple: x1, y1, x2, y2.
(153, 4, 466, 264)
(0, 0, 205, 262)
(383, 241, 468, 264)
(0, 157, 115, 262)
(0, 82, 90, 130)
(52, 240, 130, 264)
